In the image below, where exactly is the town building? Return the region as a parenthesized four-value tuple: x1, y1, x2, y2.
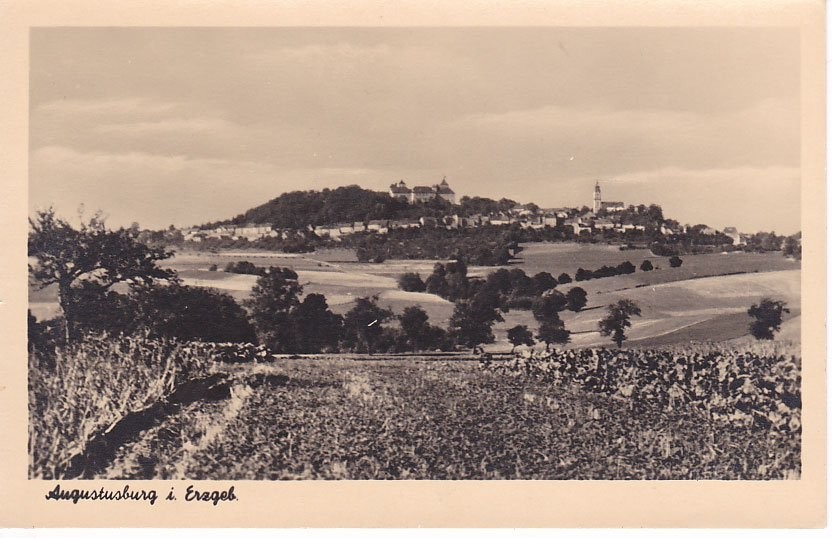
(593, 181, 625, 213)
(388, 177, 456, 204)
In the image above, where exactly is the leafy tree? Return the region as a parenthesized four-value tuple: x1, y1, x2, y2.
(245, 268, 303, 352)
(532, 291, 568, 322)
(748, 298, 790, 340)
(557, 272, 573, 285)
(484, 268, 512, 294)
(63, 281, 137, 338)
(341, 296, 394, 354)
(640, 260, 654, 272)
(537, 317, 571, 351)
(398, 272, 426, 292)
(531, 291, 572, 351)
(532, 272, 558, 294)
(445, 272, 470, 302)
(669, 256, 683, 268)
(508, 268, 535, 296)
(425, 263, 450, 298)
(598, 299, 642, 348)
(28, 208, 174, 341)
(399, 306, 439, 351)
(565, 287, 588, 312)
(290, 293, 343, 353)
(133, 283, 256, 343)
(449, 290, 504, 352)
(507, 324, 535, 352)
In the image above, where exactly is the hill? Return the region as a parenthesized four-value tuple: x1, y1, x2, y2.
(210, 185, 454, 229)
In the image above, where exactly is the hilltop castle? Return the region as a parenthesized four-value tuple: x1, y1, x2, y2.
(389, 177, 456, 204)
(593, 181, 625, 213)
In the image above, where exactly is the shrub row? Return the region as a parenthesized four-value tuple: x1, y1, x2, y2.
(484, 342, 801, 435)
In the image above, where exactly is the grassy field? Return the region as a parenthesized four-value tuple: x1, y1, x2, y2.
(93, 344, 799, 480)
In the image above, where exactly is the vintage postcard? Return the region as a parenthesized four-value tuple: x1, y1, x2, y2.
(0, 0, 825, 528)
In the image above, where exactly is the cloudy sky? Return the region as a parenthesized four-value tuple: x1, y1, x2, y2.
(30, 27, 800, 233)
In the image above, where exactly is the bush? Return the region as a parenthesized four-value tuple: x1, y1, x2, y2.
(557, 272, 573, 285)
(617, 261, 636, 274)
(507, 325, 535, 352)
(208, 264, 218, 272)
(669, 256, 683, 268)
(640, 260, 654, 272)
(575, 268, 592, 282)
(398, 272, 427, 292)
(748, 298, 790, 340)
(485, 341, 802, 468)
(225, 260, 266, 276)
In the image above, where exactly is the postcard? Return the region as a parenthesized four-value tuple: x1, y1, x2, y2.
(0, 0, 825, 528)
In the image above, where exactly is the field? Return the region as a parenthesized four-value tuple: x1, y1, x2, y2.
(55, 339, 795, 480)
(29, 243, 800, 348)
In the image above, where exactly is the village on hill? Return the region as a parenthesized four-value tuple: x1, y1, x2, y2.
(177, 179, 747, 248)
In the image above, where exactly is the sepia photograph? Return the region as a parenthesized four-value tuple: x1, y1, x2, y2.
(1, 0, 825, 528)
(26, 25, 806, 482)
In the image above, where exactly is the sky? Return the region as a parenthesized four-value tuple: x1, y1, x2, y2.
(29, 27, 801, 234)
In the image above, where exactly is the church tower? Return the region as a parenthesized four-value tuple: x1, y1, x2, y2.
(593, 181, 602, 213)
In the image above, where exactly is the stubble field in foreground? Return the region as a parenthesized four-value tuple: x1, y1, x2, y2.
(102, 352, 800, 481)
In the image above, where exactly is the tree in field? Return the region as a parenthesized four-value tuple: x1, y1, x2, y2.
(565, 287, 588, 312)
(28, 208, 174, 341)
(507, 324, 535, 352)
(341, 296, 394, 354)
(398, 272, 426, 292)
(640, 260, 654, 272)
(290, 293, 343, 353)
(245, 268, 303, 352)
(748, 298, 790, 340)
(532, 291, 568, 322)
(537, 317, 571, 351)
(532, 271, 558, 294)
(598, 299, 642, 348)
(557, 272, 573, 285)
(449, 290, 504, 353)
(399, 305, 440, 351)
(445, 267, 470, 302)
(669, 256, 683, 268)
(531, 291, 571, 351)
(425, 263, 450, 298)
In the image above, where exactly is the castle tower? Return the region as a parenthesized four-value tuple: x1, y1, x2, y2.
(593, 181, 602, 213)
